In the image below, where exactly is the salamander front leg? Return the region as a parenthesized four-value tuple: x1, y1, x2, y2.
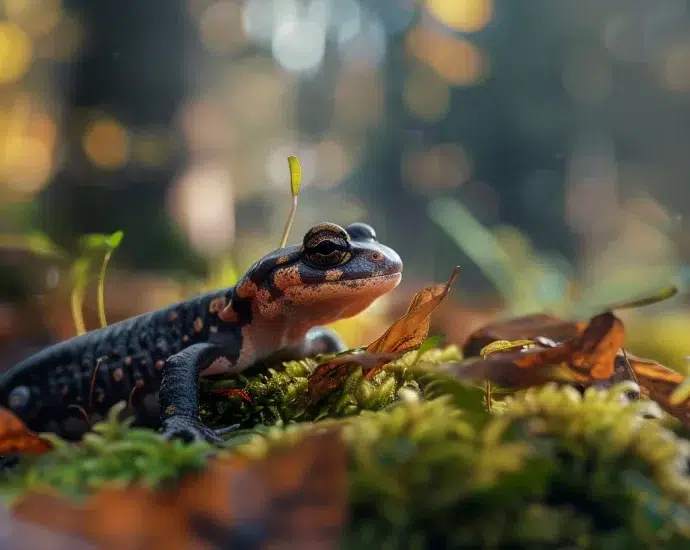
(159, 342, 226, 445)
(299, 326, 348, 356)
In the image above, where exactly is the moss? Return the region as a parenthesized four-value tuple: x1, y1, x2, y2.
(198, 345, 466, 429)
(235, 384, 690, 549)
(4, 347, 690, 549)
(0, 403, 214, 503)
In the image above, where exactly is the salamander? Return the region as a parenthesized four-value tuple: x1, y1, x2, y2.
(0, 222, 402, 444)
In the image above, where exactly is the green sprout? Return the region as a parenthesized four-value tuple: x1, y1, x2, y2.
(279, 155, 302, 249)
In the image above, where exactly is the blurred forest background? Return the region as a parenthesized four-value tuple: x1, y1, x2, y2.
(2, 0, 690, 370)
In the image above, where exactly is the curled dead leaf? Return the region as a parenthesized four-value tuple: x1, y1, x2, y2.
(0, 407, 53, 455)
(626, 352, 690, 427)
(445, 312, 624, 388)
(366, 266, 459, 355)
(463, 314, 584, 358)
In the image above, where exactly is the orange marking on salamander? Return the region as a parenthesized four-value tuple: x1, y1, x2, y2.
(236, 280, 258, 299)
(273, 266, 302, 291)
(208, 296, 227, 314)
(193, 317, 204, 333)
(325, 269, 343, 281)
(276, 255, 290, 265)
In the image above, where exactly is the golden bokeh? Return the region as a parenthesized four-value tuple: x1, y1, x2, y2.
(2, 134, 53, 193)
(404, 63, 450, 121)
(0, 95, 56, 195)
(0, 22, 32, 84)
(5, 0, 61, 37)
(406, 26, 486, 86)
(425, 0, 493, 33)
(82, 118, 129, 170)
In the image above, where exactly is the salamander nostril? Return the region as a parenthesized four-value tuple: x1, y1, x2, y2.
(370, 252, 383, 262)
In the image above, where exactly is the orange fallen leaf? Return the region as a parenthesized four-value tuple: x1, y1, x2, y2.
(462, 313, 584, 358)
(0, 407, 53, 455)
(189, 427, 348, 549)
(366, 266, 460, 355)
(625, 352, 690, 427)
(447, 312, 624, 388)
(13, 429, 347, 550)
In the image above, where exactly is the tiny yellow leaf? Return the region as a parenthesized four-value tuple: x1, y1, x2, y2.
(480, 339, 535, 358)
(288, 155, 302, 197)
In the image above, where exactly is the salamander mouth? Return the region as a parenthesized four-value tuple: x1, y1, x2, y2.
(300, 272, 402, 289)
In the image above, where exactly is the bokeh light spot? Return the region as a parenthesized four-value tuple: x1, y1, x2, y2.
(169, 164, 235, 256)
(0, 23, 32, 83)
(425, 0, 492, 33)
(83, 118, 129, 170)
(406, 27, 486, 86)
(3, 135, 53, 194)
(272, 19, 326, 73)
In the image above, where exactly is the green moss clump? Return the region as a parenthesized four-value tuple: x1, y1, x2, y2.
(0, 403, 214, 503)
(235, 382, 690, 549)
(199, 346, 465, 430)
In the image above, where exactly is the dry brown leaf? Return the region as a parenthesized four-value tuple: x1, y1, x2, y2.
(626, 352, 690, 427)
(462, 313, 585, 358)
(366, 266, 459, 355)
(0, 407, 53, 455)
(446, 312, 624, 388)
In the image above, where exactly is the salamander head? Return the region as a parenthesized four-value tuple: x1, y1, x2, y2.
(220, 222, 402, 327)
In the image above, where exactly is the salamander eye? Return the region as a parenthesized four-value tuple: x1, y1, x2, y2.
(303, 235, 351, 267)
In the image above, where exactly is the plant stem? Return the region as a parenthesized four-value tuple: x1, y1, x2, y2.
(97, 250, 113, 328)
(279, 195, 298, 249)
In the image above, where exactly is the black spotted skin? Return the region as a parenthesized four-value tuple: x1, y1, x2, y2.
(0, 289, 237, 439)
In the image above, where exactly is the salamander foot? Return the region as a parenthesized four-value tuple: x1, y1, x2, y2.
(161, 415, 224, 445)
